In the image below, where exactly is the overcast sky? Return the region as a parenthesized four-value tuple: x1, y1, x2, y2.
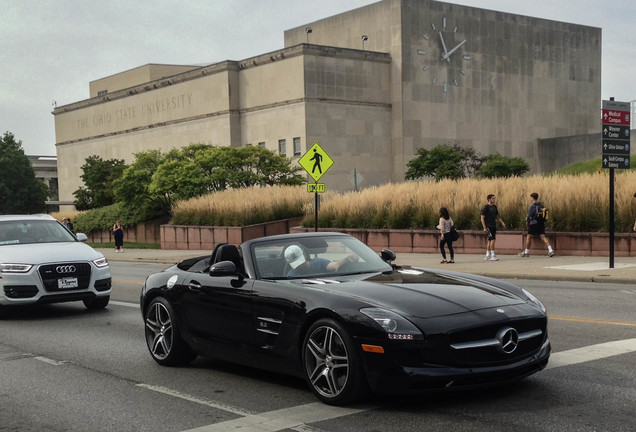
(2, 0, 634, 156)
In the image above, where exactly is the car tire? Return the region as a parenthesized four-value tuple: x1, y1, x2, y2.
(83, 295, 110, 310)
(302, 318, 369, 405)
(144, 297, 196, 366)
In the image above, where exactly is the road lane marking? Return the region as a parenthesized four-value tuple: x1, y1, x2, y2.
(179, 402, 368, 432)
(168, 337, 636, 432)
(110, 300, 139, 308)
(137, 384, 255, 417)
(550, 315, 636, 328)
(545, 338, 636, 370)
(113, 279, 144, 285)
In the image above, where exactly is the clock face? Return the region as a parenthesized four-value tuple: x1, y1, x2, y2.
(416, 16, 470, 94)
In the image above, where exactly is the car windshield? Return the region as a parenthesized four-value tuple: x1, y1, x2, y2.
(252, 235, 393, 279)
(0, 220, 77, 245)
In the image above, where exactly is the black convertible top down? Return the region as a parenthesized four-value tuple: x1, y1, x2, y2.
(141, 232, 550, 405)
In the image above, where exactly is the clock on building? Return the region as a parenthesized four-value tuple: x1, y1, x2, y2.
(416, 16, 470, 94)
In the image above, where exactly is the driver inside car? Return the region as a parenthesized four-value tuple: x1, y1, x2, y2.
(284, 244, 359, 277)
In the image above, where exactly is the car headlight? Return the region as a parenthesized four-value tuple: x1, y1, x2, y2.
(0, 263, 33, 273)
(360, 307, 423, 340)
(92, 257, 109, 268)
(522, 288, 546, 313)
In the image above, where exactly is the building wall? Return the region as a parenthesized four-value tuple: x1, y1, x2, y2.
(54, 0, 601, 209)
(54, 45, 392, 207)
(285, 0, 602, 178)
(89, 64, 201, 98)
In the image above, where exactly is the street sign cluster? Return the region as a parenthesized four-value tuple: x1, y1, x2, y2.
(601, 100, 631, 169)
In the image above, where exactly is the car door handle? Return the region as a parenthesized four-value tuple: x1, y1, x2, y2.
(188, 281, 202, 291)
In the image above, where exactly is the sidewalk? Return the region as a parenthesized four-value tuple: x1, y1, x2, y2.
(98, 247, 636, 284)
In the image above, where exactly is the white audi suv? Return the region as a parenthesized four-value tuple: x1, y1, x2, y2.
(0, 214, 111, 315)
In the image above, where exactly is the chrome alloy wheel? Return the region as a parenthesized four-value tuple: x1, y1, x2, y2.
(145, 300, 173, 360)
(304, 325, 350, 399)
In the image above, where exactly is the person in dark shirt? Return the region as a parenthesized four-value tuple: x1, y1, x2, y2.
(518, 192, 555, 257)
(480, 194, 506, 261)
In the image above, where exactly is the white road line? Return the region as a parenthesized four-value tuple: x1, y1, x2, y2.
(136, 384, 255, 417)
(34, 356, 67, 366)
(161, 338, 636, 432)
(545, 338, 636, 370)
(179, 402, 368, 432)
(109, 300, 139, 308)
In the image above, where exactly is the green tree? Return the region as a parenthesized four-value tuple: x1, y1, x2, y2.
(477, 154, 530, 178)
(114, 145, 304, 216)
(0, 132, 48, 214)
(73, 155, 127, 210)
(113, 150, 168, 215)
(405, 145, 485, 181)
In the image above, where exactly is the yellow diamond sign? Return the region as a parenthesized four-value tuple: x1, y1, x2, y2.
(299, 142, 334, 182)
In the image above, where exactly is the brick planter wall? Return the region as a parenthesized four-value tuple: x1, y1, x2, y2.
(160, 217, 304, 250)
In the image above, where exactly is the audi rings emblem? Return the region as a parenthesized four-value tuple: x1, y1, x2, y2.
(496, 327, 519, 354)
(56, 265, 76, 274)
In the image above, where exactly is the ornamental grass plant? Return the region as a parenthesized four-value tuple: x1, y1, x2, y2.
(170, 172, 636, 232)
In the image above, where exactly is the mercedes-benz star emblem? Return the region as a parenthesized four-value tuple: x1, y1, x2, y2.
(496, 327, 519, 354)
(56, 265, 76, 274)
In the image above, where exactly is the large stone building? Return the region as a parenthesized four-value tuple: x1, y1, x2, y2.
(53, 0, 601, 209)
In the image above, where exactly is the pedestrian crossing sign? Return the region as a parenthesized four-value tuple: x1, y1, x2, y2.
(298, 142, 334, 182)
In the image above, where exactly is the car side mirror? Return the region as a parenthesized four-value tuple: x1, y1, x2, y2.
(380, 249, 396, 263)
(76, 233, 88, 242)
(209, 260, 237, 277)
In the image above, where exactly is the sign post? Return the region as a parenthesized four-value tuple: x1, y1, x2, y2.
(298, 142, 334, 231)
(601, 99, 631, 268)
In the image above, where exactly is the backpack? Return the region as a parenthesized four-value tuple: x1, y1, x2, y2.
(535, 202, 549, 222)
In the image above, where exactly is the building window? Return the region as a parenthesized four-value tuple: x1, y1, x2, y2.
(278, 139, 286, 156)
(258, 141, 266, 148)
(293, 137, 301, 156)
(97, 90, 108, 96)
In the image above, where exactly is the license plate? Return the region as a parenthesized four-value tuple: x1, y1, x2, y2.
(58, 277, 78, 289)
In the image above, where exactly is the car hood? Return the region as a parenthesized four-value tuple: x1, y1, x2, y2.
(0, 242, 104, 264)
(298, 267, 530, 318)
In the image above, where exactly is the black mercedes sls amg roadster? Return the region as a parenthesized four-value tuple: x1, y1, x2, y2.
(141, 232, 550, 405)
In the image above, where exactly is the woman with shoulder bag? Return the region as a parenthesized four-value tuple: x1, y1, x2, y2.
(437, 207, 455, 263)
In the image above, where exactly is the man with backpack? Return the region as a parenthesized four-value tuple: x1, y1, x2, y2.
(519, 192, 555, 257)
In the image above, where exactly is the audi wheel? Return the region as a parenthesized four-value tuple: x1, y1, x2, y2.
(144, 297, 196, 366)
(302, 318, 368, 405)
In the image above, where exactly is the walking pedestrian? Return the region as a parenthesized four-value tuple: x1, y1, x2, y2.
(518, 192, 555, 257)
(62, 217, 74, 234)
(480, 194, 506, 261)
(437, 207, 455, 263)
(113, 219, 124, 252)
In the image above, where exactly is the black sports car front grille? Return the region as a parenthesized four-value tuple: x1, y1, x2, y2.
(448, 318, 547, 365)
(38, 263, 92, 292)
(393, 317, 547, 368)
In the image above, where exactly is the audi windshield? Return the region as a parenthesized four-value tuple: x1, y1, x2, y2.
(0, 220, 77, 245)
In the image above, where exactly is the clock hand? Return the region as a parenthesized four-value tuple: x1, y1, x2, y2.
(439, 31, 449, 59)
(441, 39, 466, 61)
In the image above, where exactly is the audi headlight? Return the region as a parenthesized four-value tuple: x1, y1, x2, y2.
(92, 257, 109, 268)
(522, 288, 546, 313)
(0, 263, 33, 273)
(360, 307, 423, 340)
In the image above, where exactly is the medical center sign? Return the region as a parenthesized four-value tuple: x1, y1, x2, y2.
(601, 100, 631, 169)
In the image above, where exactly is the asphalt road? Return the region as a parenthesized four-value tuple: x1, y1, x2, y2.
(0, 262, 635, 431)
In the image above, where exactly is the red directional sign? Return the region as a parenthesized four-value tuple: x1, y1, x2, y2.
(602, 109, 630, 126)
(601, 100, 631, 169)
